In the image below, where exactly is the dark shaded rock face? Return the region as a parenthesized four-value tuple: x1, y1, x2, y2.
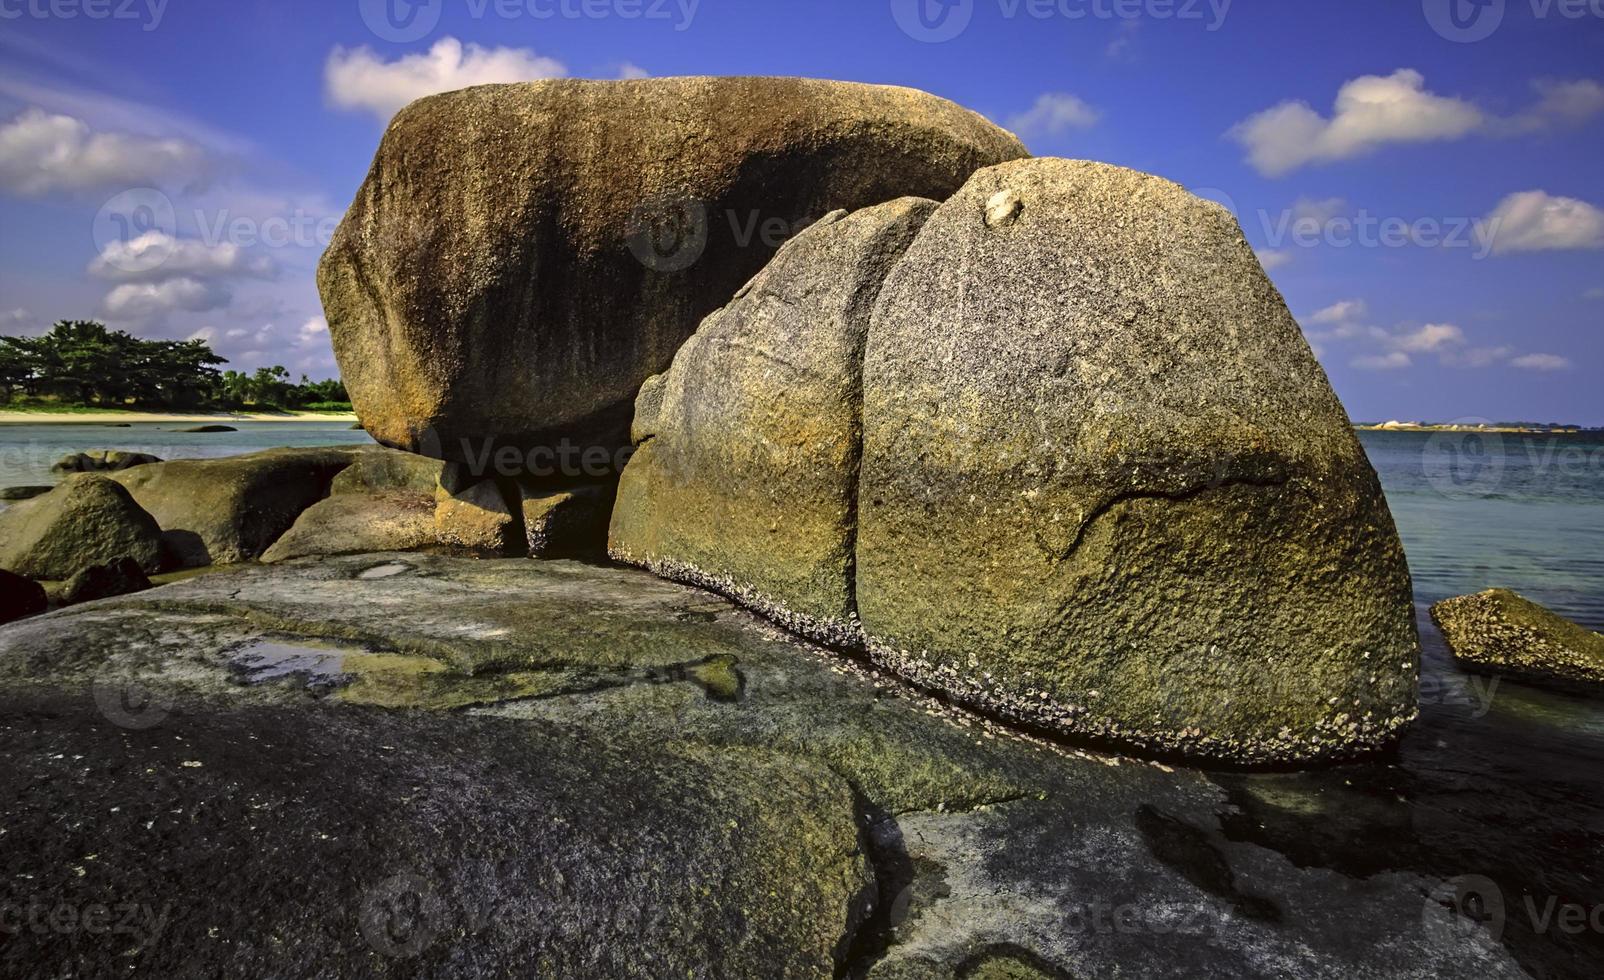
(0, 486, 53, 502)
(611, 198, 936, 642)
(1432, 589, 1604, 690)
(58, 556, 152, 605)
(319, 76, 1028, 463)
(0, 476, 164, 579)
(0, 568, 46, 623)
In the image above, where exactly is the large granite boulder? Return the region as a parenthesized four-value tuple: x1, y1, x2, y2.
(0, 476, 163, 579)
(611, 199, 936, 644)
(319, 77, 1027, 463)
(105, 447, 359, 567)
(854, 158, 1418, 765)
(1432, 589, 1604, 690)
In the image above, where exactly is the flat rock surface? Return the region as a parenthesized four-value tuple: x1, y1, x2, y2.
(2, 557, 1600, 978)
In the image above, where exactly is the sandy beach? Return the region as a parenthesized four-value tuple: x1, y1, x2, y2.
(0, 410, 357, 424)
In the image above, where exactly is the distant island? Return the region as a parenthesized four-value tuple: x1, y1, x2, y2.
(1356, 421, 1595, 434)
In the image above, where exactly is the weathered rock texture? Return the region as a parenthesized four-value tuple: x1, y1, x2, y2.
(855, 158, 1418, 764)
(105, 447, 358, 567)
(58, 556, 151, 605)
(319, 77, 1027, 461)
(522, 484, 614, 559)
(1432, 589, 1604, 690)
(259, 492, 439, 564)
(435, 481, 521, 556)
(328, 445, 445, 496)
(610, 199, 936, 642)
(0, 476, 163, 579)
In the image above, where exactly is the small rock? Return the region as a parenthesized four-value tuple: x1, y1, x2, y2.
(59, 557, 152, 606)
(175, 425, 237, 433)
(0, 476, 164, 579)
(0, 486, 53, 502)
(1431, 589, 1604, 691)
(984, 188, 1023, 227)
(50, 450, 162, 474)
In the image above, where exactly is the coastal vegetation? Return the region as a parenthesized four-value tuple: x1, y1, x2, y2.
(0, 319, 349, 413)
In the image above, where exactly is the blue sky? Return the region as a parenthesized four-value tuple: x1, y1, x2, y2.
(0, 0, 1600, 422)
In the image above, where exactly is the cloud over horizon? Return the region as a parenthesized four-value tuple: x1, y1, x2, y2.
(325, 37, 567, 121)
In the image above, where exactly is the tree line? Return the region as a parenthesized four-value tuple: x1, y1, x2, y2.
(0, 320, 349, 411)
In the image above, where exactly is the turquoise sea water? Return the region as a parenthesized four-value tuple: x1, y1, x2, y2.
(0, 421, 374, 493)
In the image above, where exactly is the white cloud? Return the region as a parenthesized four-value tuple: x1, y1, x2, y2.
(1480, 190, 1604, 255)
(1392, 323, 1465, 353)
(89, 231, 277, 283)
(325, 37, 567, 121)
(1006, 93, 1101, 140)
(103, 278, 230, 318)
(618, 63, 651, 80)
(1585, 287, 1604, 300)
(1510, 353, 1572, 371)
(1441, 345, 1514, 369)
(1291, 196, 1347, 226)
(295, 316, 329, 348)
(1255, 248, 1292, 271)
(1500, 79, 1604, 133)
(1229, 73, 1604, 177)
(1230, 70, 1483, 176)
(0, 108, 209, 196)
(0, 307, 32, 331)
(1353, 352, 1412, 371)
(1308, 299, 1368, 326)
(1106, 20, 1141, 59)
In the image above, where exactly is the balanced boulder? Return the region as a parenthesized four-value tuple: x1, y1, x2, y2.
(319, 77, 1027, 462)
(855, 159, 1418, 764)
(0, 476, 163, 579)
(611, 199, 937, 643)
(1431, 589, 1604, 690)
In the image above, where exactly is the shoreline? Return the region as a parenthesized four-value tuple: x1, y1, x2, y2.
(0, 410, 358, 425)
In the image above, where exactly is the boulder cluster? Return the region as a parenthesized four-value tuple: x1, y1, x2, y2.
(315, 78, 1418, 765)
(5, 78, 1422, 765)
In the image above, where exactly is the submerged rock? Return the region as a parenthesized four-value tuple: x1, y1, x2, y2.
(50, 449, 162, 474)
(0, 485, 52, 502)
(855, 158, 1418, 765)
(104, 446, 359, 567)
(58, 555, 152, 605)
(611, 198, 936, 642)
(319, 77, 1027, 461)
(0, 568, 46, 623)
(1432, 589, 1604, 690)
(0, 475, 163, 579)
(175, 424, 237, 433)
